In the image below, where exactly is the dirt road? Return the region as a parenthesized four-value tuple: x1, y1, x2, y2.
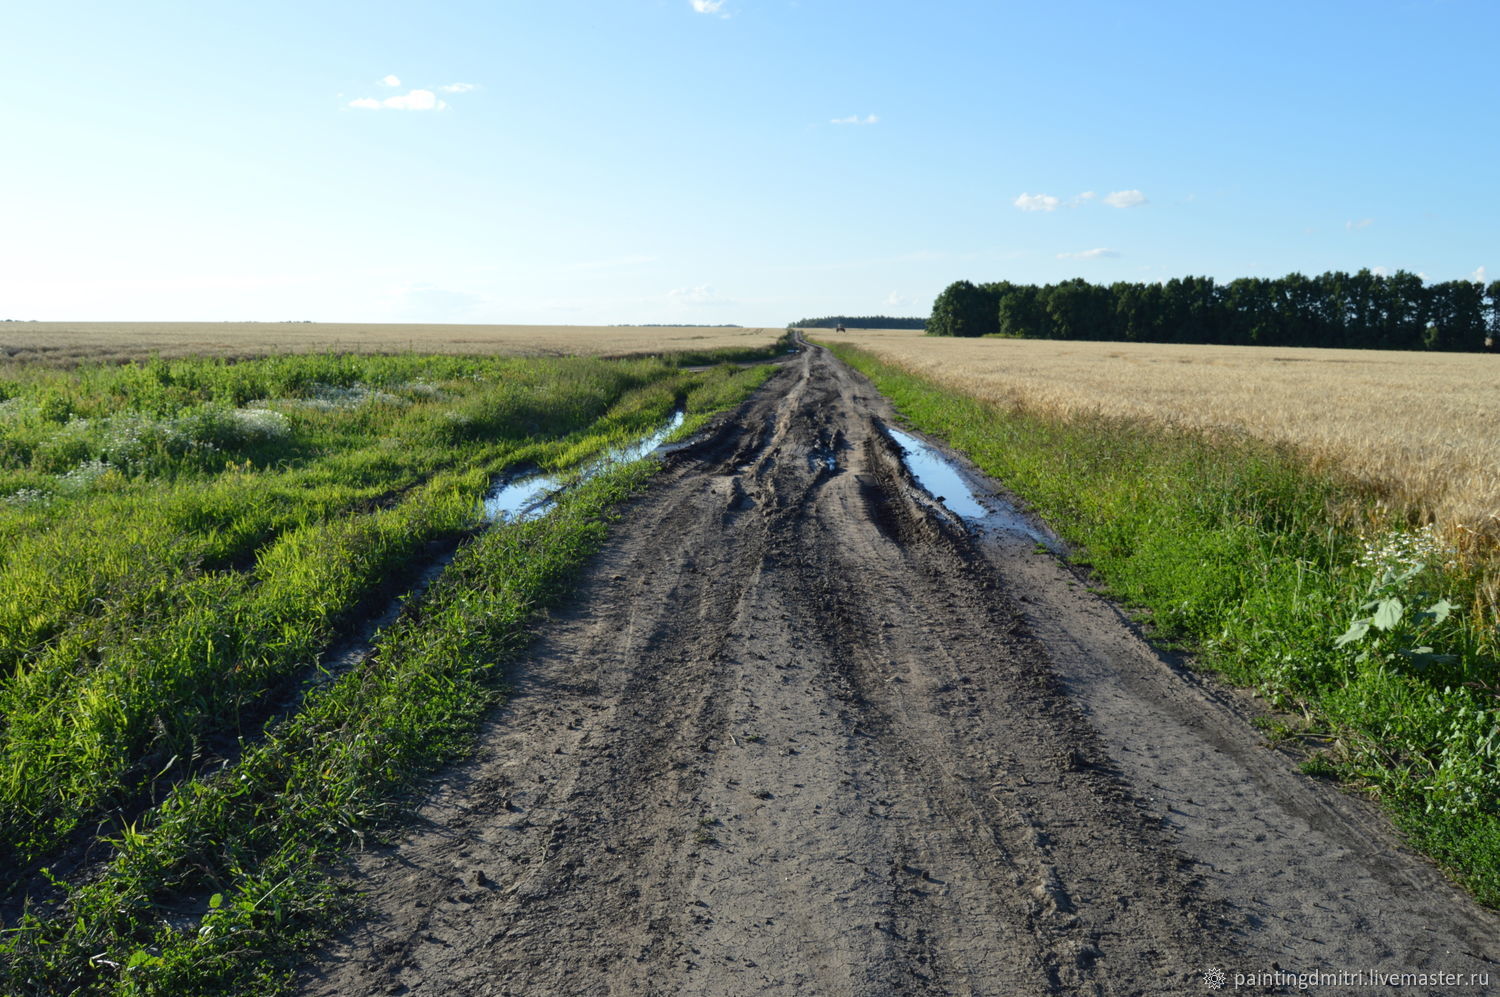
(302, 343, 1498, 996)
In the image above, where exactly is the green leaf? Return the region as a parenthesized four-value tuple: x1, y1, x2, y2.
(1372, 597, 1404, 631)
(1396, 646, 1456, 669)
(1422, 599, 1454, 625)
(1385, 563, 1425, 587)
(1335, 619, 1371, 646)
(208, 892, 224, 910)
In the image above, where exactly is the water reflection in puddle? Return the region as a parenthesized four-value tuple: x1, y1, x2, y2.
(483, 409, 685, 523)
(885, 426, 1060, 550)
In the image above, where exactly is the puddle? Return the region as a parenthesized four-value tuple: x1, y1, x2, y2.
(806, 448, 839, 473)
(483, 409, 685, 523)
(885, 426, 1061, 550)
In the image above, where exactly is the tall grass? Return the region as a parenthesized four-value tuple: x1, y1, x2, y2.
(828, 342, 1500, 908)
(0, 349, 770, 985)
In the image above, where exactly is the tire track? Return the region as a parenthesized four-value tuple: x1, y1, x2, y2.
(300, 341, 1497, 997)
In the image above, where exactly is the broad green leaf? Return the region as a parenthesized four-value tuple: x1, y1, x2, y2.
(1397, 646, 1456, 669)
(1335, 619, 1371, 646)
(208, 892, 224, 910)
(1422, 599, 1454, 625)
(1372, 597, 1403, 631)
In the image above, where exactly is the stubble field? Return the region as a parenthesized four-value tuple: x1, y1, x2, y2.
(0, 323, 786, 366)
(831, 328, 1500, 539)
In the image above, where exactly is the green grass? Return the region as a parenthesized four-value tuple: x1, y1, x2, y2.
(827, 342, 1500, 908)
(0, 349, 771, 995)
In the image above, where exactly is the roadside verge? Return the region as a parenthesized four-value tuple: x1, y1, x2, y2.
(824, 340, 1500, 910)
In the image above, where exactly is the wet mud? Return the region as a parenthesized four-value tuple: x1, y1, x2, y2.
(301, 342, 1499, 996)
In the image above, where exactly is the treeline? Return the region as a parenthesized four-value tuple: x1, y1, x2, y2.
(795, 315, 929, 330)
(928, 271, 1500, 351)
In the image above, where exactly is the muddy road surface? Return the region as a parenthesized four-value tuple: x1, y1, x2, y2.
(303, 343, 1498, 996)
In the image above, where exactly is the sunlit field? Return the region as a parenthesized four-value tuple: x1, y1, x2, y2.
(827, 329, 1500, 538)
(0, 322, 785, 366)
(0, 347, 772, 993)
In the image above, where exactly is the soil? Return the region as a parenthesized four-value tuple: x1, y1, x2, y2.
(300, 342, 1499, 996)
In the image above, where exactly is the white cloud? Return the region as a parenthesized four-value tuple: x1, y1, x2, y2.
(690, 0, 726, 11)
(885, 291, 913, 308)
(667, 284, 725, 304)
(1076, 190, 1096, 202)
(380, 74, 401, 87)
(831, 114, 878, 125)
(1056, 248, 1120, 260)
(1472, 265, 1488, 285)
(1014, 192, 1061, 212)
(1372, 265, 1391, 277)
(440, 82, 476, 93)
(349, 88, 446, 111)
(1103, 189, 1147, 208)
(1346, 218, 1373, 230)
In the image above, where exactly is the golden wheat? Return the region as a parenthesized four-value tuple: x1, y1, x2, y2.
(825, 329, 1500, 538)
(0, 322, 785, 366)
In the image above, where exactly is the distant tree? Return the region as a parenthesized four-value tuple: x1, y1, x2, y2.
(1043, 278, 1114, 340)
(1423, 281, 1485, 351)
(1378, 270, 1426, 350)
(1484, 280, 1500, 350)
(922, 270, 1489, 351)
(927, 281, 998, 337)
(997, 285, 1046, 338)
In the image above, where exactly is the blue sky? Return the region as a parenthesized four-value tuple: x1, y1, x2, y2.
(3, 0, 1494, 326)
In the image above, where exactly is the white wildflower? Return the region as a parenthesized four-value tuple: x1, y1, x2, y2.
(1356, 524, 1458, 572)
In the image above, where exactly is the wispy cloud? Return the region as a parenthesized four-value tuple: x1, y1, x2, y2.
(1017, 189, 1146, 212)
(1103, 189, 1147, 208)
(380, 74, 401, 87)
(1472, 265, 1488, 285)
(440, 82, 477, 93)
(667, 284, 729, 305)
(568, 255, 658, 271)
(1014, 192, 1061, 212)
(1057, 248, 1120, 260)
(350, 89, 446, 111)
(831, 113, 879, 125)
(1346, 217, 1374, 231)
(690, 0, 727, 13)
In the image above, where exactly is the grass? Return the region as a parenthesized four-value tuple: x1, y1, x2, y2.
(825, 340, 1500, 909)
(0, 348, 772, 995)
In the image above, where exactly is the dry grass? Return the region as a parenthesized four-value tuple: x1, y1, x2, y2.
(822, 329, 1500, 538)
(0, 322, 785, 366)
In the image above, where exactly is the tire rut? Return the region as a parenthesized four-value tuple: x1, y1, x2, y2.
(300, 342, 1497, 997)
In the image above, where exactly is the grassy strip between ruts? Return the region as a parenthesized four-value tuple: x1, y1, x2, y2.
(0, 360, 771, 995)
(0, 352, 754, 869)
(825, 342, 1500, 909)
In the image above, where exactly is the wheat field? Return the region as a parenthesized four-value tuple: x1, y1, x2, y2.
(0, 322, 785, 366)
(824, 329, 1500, 538)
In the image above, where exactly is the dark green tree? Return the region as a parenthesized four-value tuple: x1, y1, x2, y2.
(927, 280, 999, 337)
